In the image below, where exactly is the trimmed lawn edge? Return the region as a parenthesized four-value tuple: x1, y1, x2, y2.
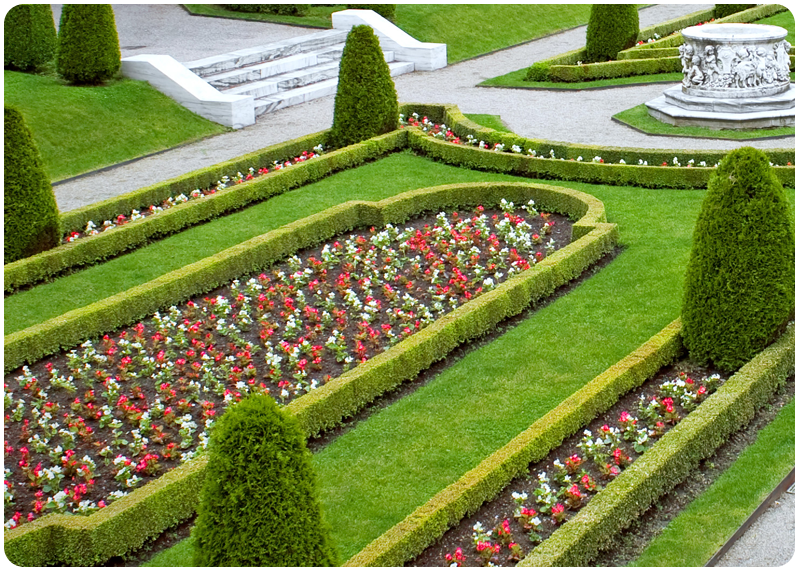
(519, 325, 795, 567)
(344, 318, 684, 566)
(2, 181, 616, 566)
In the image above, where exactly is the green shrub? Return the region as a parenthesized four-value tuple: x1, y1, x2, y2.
(56, 4, 120, 84)
(193, 394, 337, 566)
(4, 105, 61, 264)
(4, 4, 57, 71)
(347, 4, 396, 22)
(224, 4, 309, 16)
(682, 147, 794, 372)
(329, 25, 398, 148)
(585, 4, 640, 62)
(714, 4, 756, 18)
(525, 61, 551, 81)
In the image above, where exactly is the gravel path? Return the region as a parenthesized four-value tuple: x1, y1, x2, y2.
(715, 490, 795, 567)
(52, 3, 794, 212)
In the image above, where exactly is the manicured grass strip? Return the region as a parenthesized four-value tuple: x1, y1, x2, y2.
(480, 69, 682, 89)
(3, 71, 229, 182)
(182, 4, 338, 29)
(614, 104, 796, 141)
(464, 114, 512, 132)
(632, 398, 795, 567)
(756, 10, 795, 45)
(3, 152, 531, 334)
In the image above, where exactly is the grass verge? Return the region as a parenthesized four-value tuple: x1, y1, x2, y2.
(182, 4, 338, 28)
(3, 71, 230, 182)
(613, 104, 796, 140)
(463, 113, 512, 132)
(632, 398, 795, 566)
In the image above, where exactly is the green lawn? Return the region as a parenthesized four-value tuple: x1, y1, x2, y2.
(3, 71, 229, 182)
(633, 398, 795, 566)
(613, 104, 796, 140)
(464, 113, 512, 132)
(182, 4, 339, 29)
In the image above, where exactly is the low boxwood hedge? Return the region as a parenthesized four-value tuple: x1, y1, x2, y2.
(4, 130, 405, 293)
(520, 324, 795, 566)
(3, 181, 616, 565)
(345, 319, 684, 566)
(546, 56, 681, 82)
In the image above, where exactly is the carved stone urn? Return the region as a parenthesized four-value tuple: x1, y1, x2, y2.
(646, 23, 795, 129)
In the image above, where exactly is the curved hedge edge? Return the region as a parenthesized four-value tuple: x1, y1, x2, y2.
(401, 103, 795, 178)
(2, 181, 614, 566)
(343, 319, 683, 567)
(547, 56, 681, 82)
(627, 4, 788, 51)
(3, 455, 209, 566)
(519, 324, 795, 567)
(4, 129, 407, 294)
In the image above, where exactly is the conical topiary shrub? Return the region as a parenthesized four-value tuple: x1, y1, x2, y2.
(56, 4, 120, 84)
(682, 147, 794, 372)
(328, 24, 398, 148)
(4, 4, 57, 71)
(4, 105, 61, 264)
(585, 4, 639, 62)
(193, 393, 338, 566)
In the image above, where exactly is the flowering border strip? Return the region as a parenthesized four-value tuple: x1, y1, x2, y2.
(520, 325, 795, 567)
(3, 181, 616, 565)
(401, 104, 795, 188)
(4, 130, 406, 293)
(344, 320, 684, 567)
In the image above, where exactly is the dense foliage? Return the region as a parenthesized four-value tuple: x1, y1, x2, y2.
(193, 394, 337, 566)
(347, 4, 396, 21)
(585, 4, 639, 62)
(4, 4, 57, 71)
(714, 4, 756, 18)
(4, 106, 61, 264)
(682, 147, 794, 371)
(224, 4, 309, 16)
(329, 25, 398, 148)
(56, 4, 121, 84)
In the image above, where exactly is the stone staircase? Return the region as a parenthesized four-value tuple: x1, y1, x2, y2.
(182, 29, 415, 117)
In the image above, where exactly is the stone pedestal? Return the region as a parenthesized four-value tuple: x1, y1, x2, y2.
(645, 23, 795, 130)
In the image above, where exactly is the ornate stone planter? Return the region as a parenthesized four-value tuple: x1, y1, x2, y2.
(646, 23, 795, 130)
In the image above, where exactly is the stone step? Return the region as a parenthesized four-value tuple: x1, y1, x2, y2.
(222, 51, 398, 99)
(204, 52, 321, 89)
(184, 29, 349, 78)
(254, 60, 415, 116)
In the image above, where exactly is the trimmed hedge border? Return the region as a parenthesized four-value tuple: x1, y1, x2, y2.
(519, 324, 795, 567)
(403, 104, 795, 189)
(3, 181, 617, 566)
(529, 4, 789, 82)
(3, 130, 405, 293)
(344, 319, 684, 567)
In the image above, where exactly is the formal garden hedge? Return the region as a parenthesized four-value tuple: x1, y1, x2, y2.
(5, 103, 794, 293)
(3, 181, 616, 565)
(342, 322, 794, 566)
(526, 4, 790, 82)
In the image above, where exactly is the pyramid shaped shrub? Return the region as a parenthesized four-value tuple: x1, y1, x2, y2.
(4, 4, 57, 71)
(329, 24, 398, 148)
(682, 147, 794, 371)
(585, 4, 639, 62)
(56, 4, 120, 84)
(193, 393, 338, 566)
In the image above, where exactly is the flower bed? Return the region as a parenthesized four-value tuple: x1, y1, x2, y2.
(3, 198, 571, 526)
(409, 363, 725, 566)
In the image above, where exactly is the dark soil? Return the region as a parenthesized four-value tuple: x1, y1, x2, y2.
(406, 372, 795, 567)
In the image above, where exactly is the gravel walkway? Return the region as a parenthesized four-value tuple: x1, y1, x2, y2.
(52, 3, 794, 212)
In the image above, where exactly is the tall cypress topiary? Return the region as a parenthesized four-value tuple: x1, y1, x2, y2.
(193, 394, 337, 566)
(56, 4, 120, 85)
(682, 147, 794, 372)
(4, 4, 57, 71)
(4, 105, 61, 264)
(585, 4, 639, 62)
(329, 25, 398, 148)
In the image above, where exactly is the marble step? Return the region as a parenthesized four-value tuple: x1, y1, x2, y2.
(223, 51, 398, 98)
(254, 60, 415, 115)
(184, 29, 349, 78)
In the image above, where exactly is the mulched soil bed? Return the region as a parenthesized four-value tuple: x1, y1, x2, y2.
(407, 368, 794, 567)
